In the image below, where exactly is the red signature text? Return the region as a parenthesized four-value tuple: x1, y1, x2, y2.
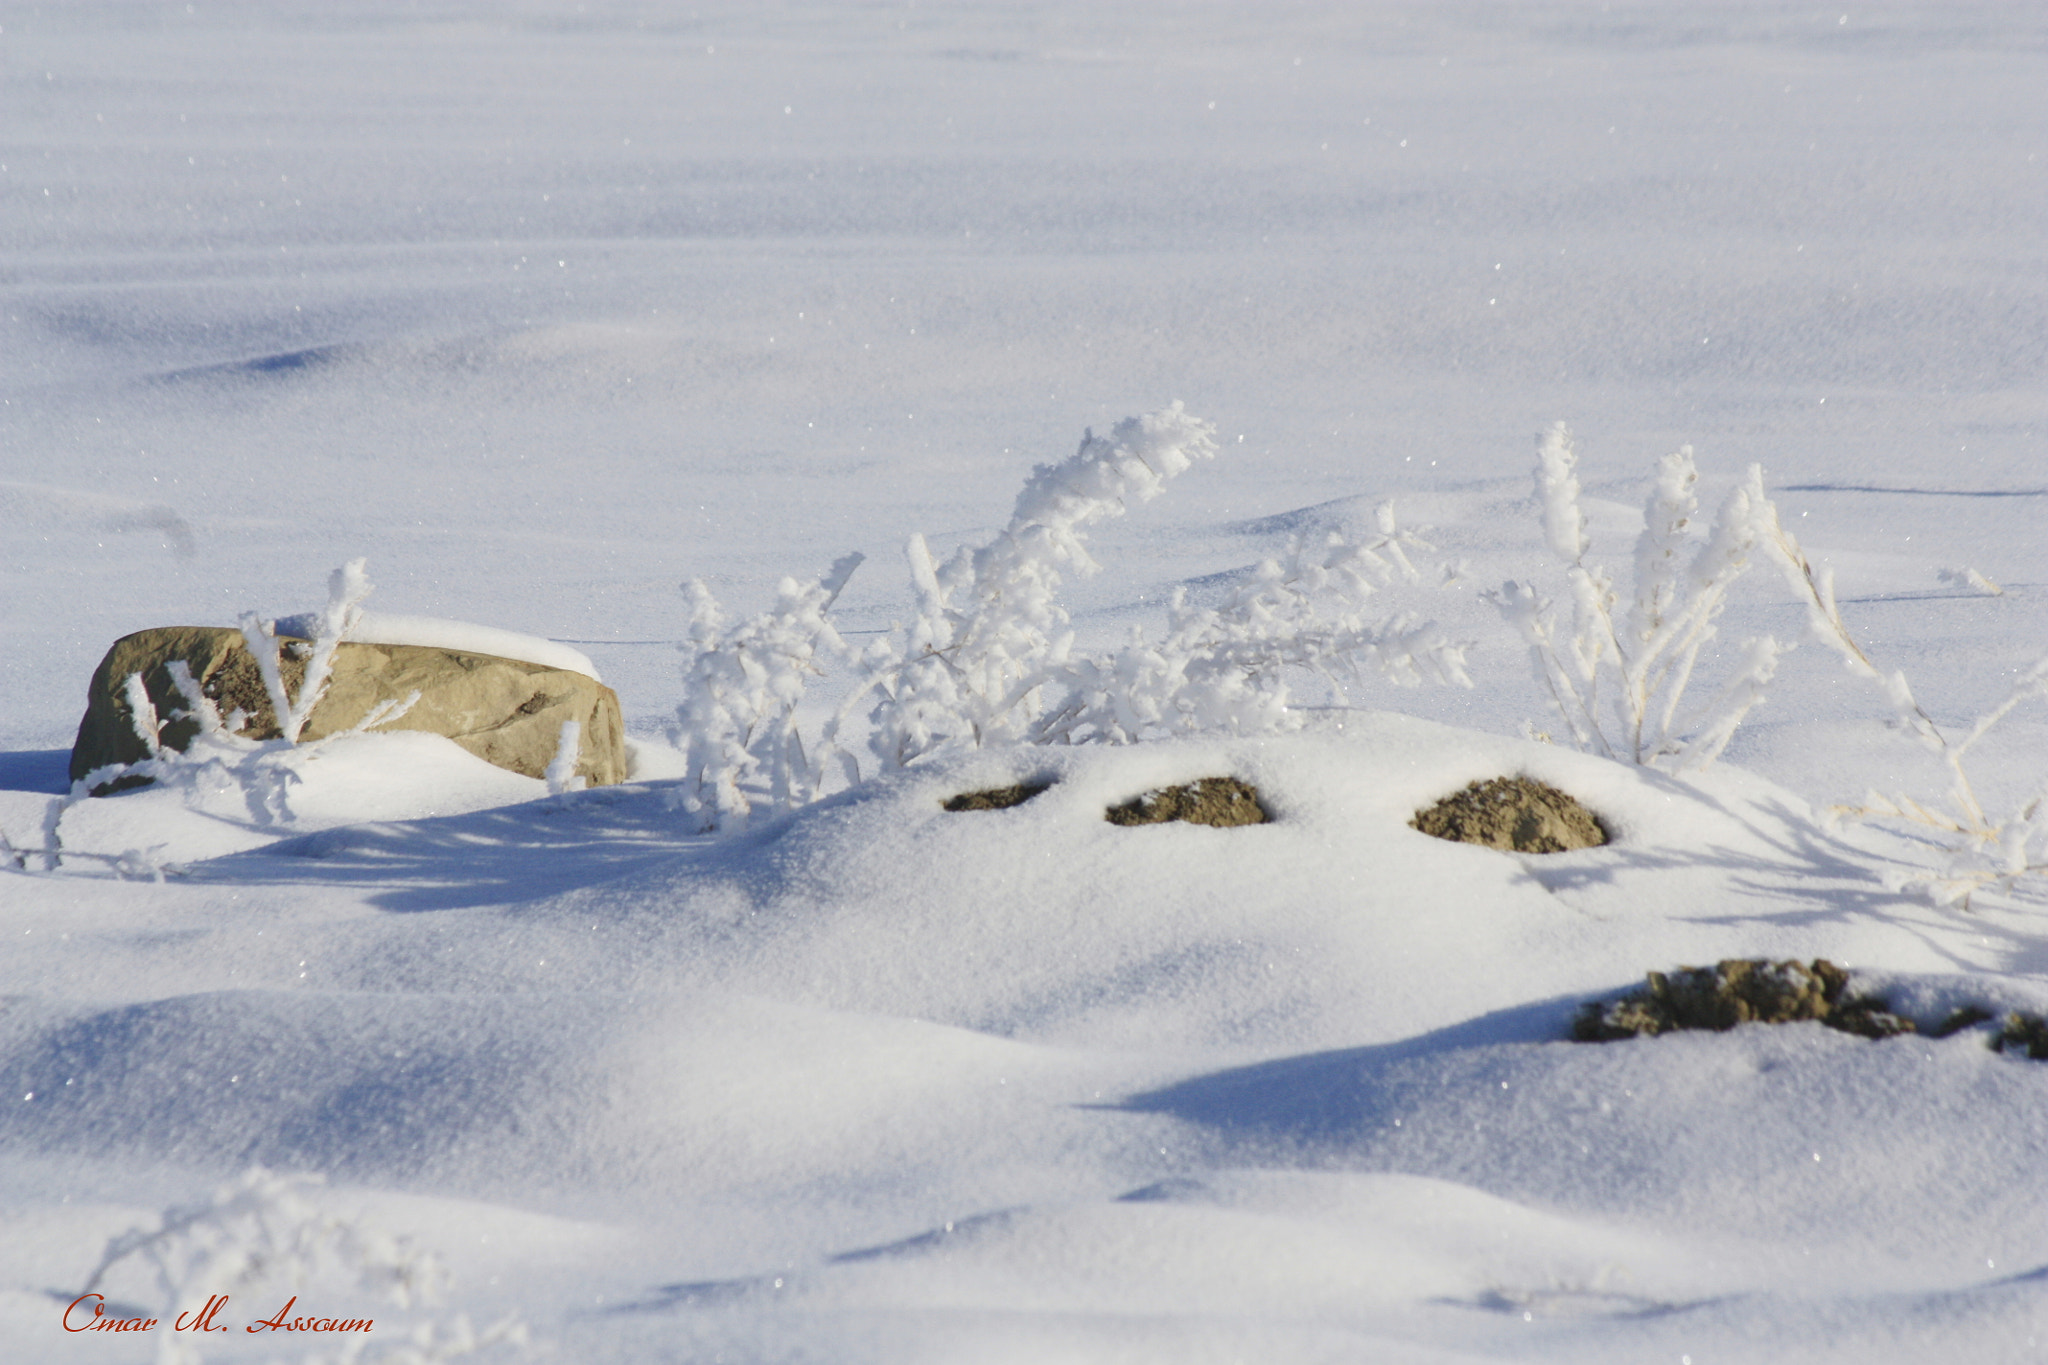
(62, 1295, 154, 1333)
(62, 1293, 371, 1336)
(247, 1296, 375, 1334)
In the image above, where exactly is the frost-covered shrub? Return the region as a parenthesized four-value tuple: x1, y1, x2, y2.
(1035, 500, 1468, 748)
(672, 552, 865, 829)
(1490, 423, 1786, 771)
(672, 404, 1470, 830)
(1489, 421, 2048, 908)
(864, 409, 1220, 764)
(1764, 511, 2048, 908)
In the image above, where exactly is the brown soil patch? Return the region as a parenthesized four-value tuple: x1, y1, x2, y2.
(943, 782, 1052, 812)
(1574, 959, 1914, 1042)
(1105, 777, 1268, 828)
(1411, 775, 1606, 853)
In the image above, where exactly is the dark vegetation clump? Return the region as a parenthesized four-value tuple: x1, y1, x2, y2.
(943, 781, 1052, 812)
(1907, 1006, 2048, 1060)
(1574, 959, 1915, 1042)
(1993, 1012, 2048, 1059)
(1104, 777, 1268, 828)
(1930, 1006, 1995, 1038)
(1411, 776, 1607, 853)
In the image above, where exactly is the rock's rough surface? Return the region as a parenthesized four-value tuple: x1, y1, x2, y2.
(1105, 777, 1268, 827)
(72, 626, 627, 789)
(1574, 959, 1915, 1042)
(71, 627, 277, 786)
(1410, 775, 1607, 853)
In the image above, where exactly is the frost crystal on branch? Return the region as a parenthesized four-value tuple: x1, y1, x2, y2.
(1491, 423, 1786, 771)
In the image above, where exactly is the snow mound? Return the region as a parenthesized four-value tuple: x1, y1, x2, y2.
(10, 711, 2048, 1361)
(269, 609, 601, 681)
(48, 729, 546, 865)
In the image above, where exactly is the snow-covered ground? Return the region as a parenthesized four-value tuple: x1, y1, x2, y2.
(6, 3, 2048, 1360)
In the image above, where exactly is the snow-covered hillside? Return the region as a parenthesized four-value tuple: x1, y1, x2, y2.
(6, 4, 2048, 1361)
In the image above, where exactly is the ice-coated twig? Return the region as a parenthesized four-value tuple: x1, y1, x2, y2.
(239, 557, 373, 744)
(1535, 420, 1591, 563)
(545, 720, 587, 796)
(1938, 565, 2004, 596)
(122, 671, 164, 757)
(163, 660, 223, 733)
(1032, 512, 1471, 746)
(237, 611, 298, 742)
(292, 557, 373, 740)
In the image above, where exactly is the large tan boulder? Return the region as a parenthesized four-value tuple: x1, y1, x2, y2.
(71, 626, 627, 791)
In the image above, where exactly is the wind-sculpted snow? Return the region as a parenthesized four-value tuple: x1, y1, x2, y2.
(16, 715, 2048, 1359)
(1127, 1023, 2048, 1242)
(146, 717, 1893, 1058)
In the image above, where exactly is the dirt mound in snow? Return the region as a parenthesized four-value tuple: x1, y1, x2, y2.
(1410, 776, 1606, 853)
(1994, 1012, 2048, 1057)
(1105, 777, 1268, 827)
(943, 782, 1051, 812)
(1940, 1009, 2048, 1059)
(1575, 959, 1915, 1042)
